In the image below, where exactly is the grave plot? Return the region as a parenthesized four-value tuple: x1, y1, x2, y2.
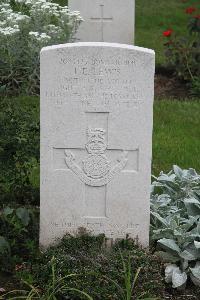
(40, 42, 155, 247)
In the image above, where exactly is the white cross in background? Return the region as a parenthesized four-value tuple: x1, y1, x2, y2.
(90, 4, 113, 42)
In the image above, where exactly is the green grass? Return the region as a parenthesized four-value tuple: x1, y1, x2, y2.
(153, 99, 200, 175)
(55, 0, 68, 6)
(134, 0, 200, 65)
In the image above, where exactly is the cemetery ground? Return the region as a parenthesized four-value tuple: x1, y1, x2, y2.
(0, 0, 200, 300)
(0, 96, 200, 299)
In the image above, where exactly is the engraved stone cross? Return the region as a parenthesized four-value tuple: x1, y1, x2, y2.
(54, 113, 138, 219)
(90, 4, 113, 42)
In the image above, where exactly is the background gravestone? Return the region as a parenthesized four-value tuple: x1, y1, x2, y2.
(40, 42, 155, 248)
(69, 0, 135, 44)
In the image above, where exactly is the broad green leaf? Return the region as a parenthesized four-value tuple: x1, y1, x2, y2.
(16, 207, 30, 226)
(181, 221, 196, 232)
(184, 201, 200, 217)
(172, 269, 187, 289)
(158, 238, 181, 254)
(170, 220, 178, 230)
(184, 198, 200, 205)
(0, 84, 6, 91)
(165, 264, 179, 283)
(173, 165, 183, 179)
(150, 212, 169, 227)
(3, 207, 14, 216)
(154, 251, 180, 263)
(173, 230, 183, 238)
(186, 234, 200, 241)
(180, 250, 197, 261)
(190, 263, 200, 287)
(0, 236, 10, 254)
(188, 168, 198, 177)
(190, 274, 200, 287)
(157, 174, 175, 182)
(194, 241, 200, 249)
(157, 194, 171, 205)
(152, 228, 174, 239)
(194, 191, 200, 201)
(182, 259, 188, 271)
(183, 244, 200, 260)
(197, 222, 200, 234)
(190, 265, 200, 281)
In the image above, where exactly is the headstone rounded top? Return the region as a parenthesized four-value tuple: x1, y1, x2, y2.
(41, 42, 155, 56)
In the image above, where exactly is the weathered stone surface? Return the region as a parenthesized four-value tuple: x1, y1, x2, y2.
(69, 0, 135, 44)
(40, 42, 155, 248)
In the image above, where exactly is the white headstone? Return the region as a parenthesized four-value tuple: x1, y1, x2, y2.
(69, 0, 135, 44)
(40, 42, 155, 248)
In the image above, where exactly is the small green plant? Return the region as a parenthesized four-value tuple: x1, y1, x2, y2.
(163, 7, 200, 96)
(151, 165, 200, 289)
(190, 76, 200, 97)
(0, 205, 38, 272)
(104, 250, 158, 300)
(0, 256, 93, 299)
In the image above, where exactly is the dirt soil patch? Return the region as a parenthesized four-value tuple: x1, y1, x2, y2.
(155, 73, 190, 99)
(0, 272, 21, 294)
(164, 285, 200, 300)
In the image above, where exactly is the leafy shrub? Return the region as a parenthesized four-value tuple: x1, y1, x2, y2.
(163, 7, 200, 96)
(0, 205, 39, 273)
(18, 235, 165, 299)
(0, 0, 83, 94)
(151, 165, 200, 289)
(0, 96, 39, 205)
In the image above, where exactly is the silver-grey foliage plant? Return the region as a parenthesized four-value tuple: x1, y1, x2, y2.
(151, 165, 200, 290)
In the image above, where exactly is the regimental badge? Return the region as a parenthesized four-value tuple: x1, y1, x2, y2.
(65, 128, 128, 187)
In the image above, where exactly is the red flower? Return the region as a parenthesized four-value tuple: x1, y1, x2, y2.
(194, 14, 200, 19)
(163, 29, 173, 37)
(185, 7, 196, 14)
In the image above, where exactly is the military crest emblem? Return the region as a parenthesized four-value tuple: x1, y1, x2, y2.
(65, 128, 128, 186)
